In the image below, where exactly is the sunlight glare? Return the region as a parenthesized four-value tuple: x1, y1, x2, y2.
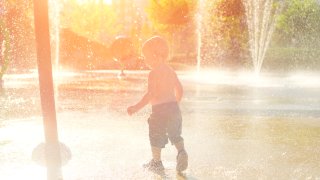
(289, 72, 320, 87)
(76, 0, 112, 5)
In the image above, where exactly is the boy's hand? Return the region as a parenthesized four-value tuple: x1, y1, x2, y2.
(127, 105, 138, 116)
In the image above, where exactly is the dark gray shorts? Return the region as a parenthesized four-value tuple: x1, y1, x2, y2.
(148, 102, 183, 148)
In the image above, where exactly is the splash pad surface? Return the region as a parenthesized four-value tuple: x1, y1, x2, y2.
(1, 70, 320, 179)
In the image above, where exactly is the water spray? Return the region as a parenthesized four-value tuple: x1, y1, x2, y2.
(243, 0, 284, 75)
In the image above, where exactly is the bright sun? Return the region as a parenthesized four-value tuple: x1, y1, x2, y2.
(76, 0, 112, 5)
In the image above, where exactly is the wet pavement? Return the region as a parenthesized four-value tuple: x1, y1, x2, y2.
(1, 70, 320, 179)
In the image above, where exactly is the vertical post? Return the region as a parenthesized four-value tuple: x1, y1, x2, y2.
(33, 0, 62, 179)
(100, 0, 104, 43)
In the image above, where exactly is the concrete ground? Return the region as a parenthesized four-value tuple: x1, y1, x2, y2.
(1, 70, 320, 179)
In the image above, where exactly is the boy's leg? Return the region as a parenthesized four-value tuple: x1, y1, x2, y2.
(143, 146, 164, 171)
(148, 114, 167, 161)
(165, 106, 188, 172)
(174, 140, 185, 152)
(151, 146, 162, 162)
(144, 115, 166, 171)
(174, 140, 188, 172)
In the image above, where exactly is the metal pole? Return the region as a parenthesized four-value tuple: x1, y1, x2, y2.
(33, 0, 62, 179)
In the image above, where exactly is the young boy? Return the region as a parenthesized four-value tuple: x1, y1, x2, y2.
(127, 36, 188, 172)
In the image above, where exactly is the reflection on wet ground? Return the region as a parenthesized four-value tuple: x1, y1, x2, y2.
(1, 70, 320, 179)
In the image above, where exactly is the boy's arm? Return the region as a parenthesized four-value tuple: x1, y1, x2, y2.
(127, 72, 154, 115)
(174, 73, 183, 102)
(132, 91, 151, 111)
(135, 71, 155, 108)
(127, 91, 151, 116)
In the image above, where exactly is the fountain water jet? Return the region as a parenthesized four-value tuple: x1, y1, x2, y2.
(196, 0, 204, 73)
(0, 5, 10, 89)
(196, 0, 219, 73)
(48, 0, 63, 112)
(243, 0, 283, 74)
(49, 0, 61, 73)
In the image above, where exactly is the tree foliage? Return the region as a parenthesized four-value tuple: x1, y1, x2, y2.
(275, 0, 320, 47)
(60, 0, 120, 44)
(147, 0, 196, 25)
(145, 0, 197, 61)
(268, 0, 320, 70)
(202, 0, 247, 67)
(2, 0, 35, 70)
(1, 0, 319, 71)
(146, 0, 197, 35)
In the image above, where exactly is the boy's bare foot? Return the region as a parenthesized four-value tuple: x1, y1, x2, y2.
(176, 150, 188, 172)
(143, 159, 165, 172)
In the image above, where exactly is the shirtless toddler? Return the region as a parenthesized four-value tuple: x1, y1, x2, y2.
(127, 36, 188, 172)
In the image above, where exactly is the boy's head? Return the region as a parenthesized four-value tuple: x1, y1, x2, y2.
(142, 36, 169, 66)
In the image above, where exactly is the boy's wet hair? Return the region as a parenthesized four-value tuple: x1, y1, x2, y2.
(142, 36, 169, 59)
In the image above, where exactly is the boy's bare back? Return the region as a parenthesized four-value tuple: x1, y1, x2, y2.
(127, 36, 188, 172)
(148, 64, 182, 105)
(127, 36, 183, 116)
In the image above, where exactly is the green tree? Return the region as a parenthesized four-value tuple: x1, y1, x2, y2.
(276, 0, 320, 47)
(3, 0, 36, 70)
(269, 0, 320, 70)
(202, 0, 247, 68)
(147, 0, 196, 26)
(146, 0, 197, 59)
(60, 0, 120, 45)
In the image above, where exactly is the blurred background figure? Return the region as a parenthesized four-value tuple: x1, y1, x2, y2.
(110, 36, 135, 78)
